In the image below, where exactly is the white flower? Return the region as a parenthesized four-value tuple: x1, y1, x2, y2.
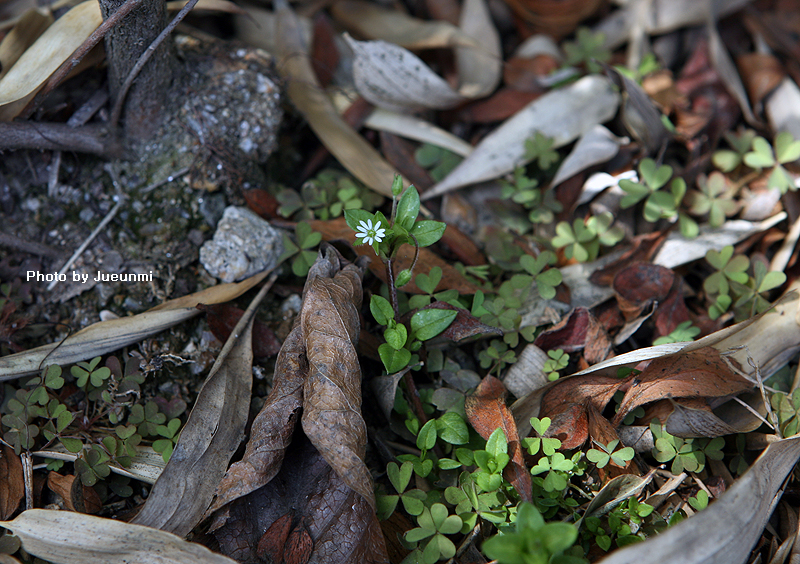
(355, 218, 386, 246)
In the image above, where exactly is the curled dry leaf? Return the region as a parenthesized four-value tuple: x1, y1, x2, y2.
(209, 247, 389, 563)
(613, 263, 675, 322)
(534, 307, 613, 365)
(465, 376, 532, 502)
(456, 0, 501, 99)
(46, 472, 102, 514)
(611, 348, 753, 427)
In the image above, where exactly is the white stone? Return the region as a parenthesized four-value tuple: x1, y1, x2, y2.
(199, 206, 283, 282)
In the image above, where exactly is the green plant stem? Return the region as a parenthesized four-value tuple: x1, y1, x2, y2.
(408, 234, 420, 275)
(385, 258, 401, 319)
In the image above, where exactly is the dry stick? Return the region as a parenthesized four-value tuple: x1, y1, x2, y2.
(20, 0, 148, 119)
(109, 0, 200, 128)
(0, 232, 63, 259)
(0, 123, 123, 158)
(47, 165, 126, 291)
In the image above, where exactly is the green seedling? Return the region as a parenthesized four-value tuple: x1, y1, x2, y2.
(551, 212, 624, 262)
(713, 129, 757, 172)
(522, 417, 562, 456)
(415, 144, 462, 182)
(619, 159, 688, 225)
(524, 131, 560, 170)
(686, 172, 740, 227)
(563, 27, 611, 74)
(652, 321, 700, 345)
(586, 440, 635, 469)
(743, 132, 800, 193)
(278, 221, 323, 277)
(543, 349, 569, 381)
(688, 490, 709, 511)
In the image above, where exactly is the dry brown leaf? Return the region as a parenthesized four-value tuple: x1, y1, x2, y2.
(330, 0, 475, 49)
(0, 1, 101, 120)
(0, 509, 238, 564)
(465, 376, 532, 502)
(46, 472, 101, 514)
(611, 348, 753, 427)
(130, 277, 275, 536)
(275, 0, 405, 197)
(0, 444, 23, 519)
(0, 271, 269, 379)
(207, 325, 305, 515)
(533, 307, 612, 365)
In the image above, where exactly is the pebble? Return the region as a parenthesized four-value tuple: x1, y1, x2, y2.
(199, 206, 284, 282)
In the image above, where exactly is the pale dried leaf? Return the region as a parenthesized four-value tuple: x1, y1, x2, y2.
(0, 509, 237, 564)
(502, 344, 549, 399)
(598, 434, 800, 564)
(0, 0, 101, 120)
(363, 108, 473, 157)
(578, 474, 652, 527)
(234, 6, 311, 55)
(0, 271, 268, 379)
(331, 0, 475, 49)
(275, 0, 404, 197)
(456, 0, 501, 98)
(0, 8, 53, 81)
(663, 392, 764, 438)
(34, 446, 166, 484)
(551, 125, 625, 187)
(166, 0, 246, 14)
(707, 16, 756, 125)
(345, 34, 467, 112)
(653, 213, 787, 269)
(766, 78, 800, 143)
(422, 75, 620, 199)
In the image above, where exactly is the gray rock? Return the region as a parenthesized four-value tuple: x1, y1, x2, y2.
(199, 206, 283, 282)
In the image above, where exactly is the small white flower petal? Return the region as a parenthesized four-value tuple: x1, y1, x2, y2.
(364, 235, 374, 245)
(374, 229, 385, 241)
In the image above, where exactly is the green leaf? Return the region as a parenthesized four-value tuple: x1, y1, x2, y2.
(775, 132, 800, 163)
(43, 365, 64, 390)
(435, 412, 469, 445)
(60, 437, 84, 453)
(396, 186, 421, 230)
(417, 420, 437, 451)
(744, 136, 776, 168)
(344, 208, 374, 232)
(415, 267, 442, 295)
(411, 309, 457, 341)
(378, 344, 411, 374)
(639, 158, 672, 189)
(395, 269, 413, 287)
(410, 221, 447, 247)
(486, 428, 507, 458)
(370, 295, 394, 326)
(387, 461, 413, 494)
(384, 325, 408, 350)
(391, 175, 404, 196)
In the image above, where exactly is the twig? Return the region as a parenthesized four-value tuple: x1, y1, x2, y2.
(0, 123, 123, 158)
(47, 165, 126, 291)
(21, 0, 148, 119)
(22, 452, 33, 511)
(109, 0, 200, 128)
(141, 166, 191, 194)
(0, 232, 63, 259)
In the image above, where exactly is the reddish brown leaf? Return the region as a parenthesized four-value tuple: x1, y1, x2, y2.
(653, 277, 691, 338)
(533, 308, 612, 364)
(611, 348, 753, 426)
(504, 56, 558, 91)
(456, 87, 541, 123)
(465, 376, 532, 502)
(285, 523, 314, 564)
(208, 324, 305, 515)
(543, 403, 588, 450)
(539, 374, 625, 449)
(257, 512, 292, 563)
(197, 303, 282, 358)
(46, 472, 102, 514)
(439, 223, 487, 267)
(613, 263, 674, 322)
(379, 131, 435, 191)
(589, 231, 668, 286)
(311, 12, 339, 88)
(736, 53, 785, 108)
(586, 404, 632, 480)
(309, 217, 479, 294)
(0, 443, 23, 519)
(243, 188, 280, 219)
(417, 302, 502, 342)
